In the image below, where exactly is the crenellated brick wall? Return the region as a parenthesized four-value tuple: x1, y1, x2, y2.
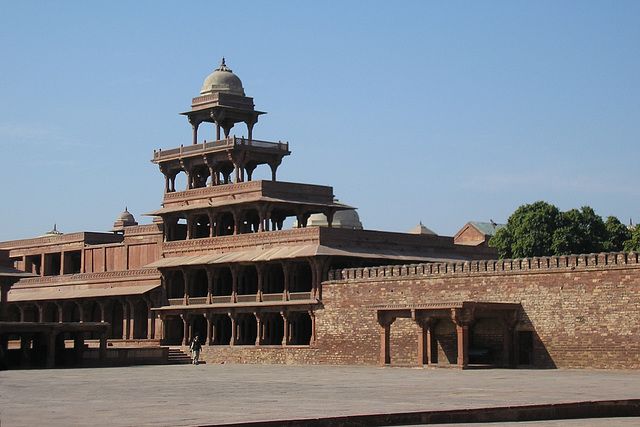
(317, 252, 640, 369)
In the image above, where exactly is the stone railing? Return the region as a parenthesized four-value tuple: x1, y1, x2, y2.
(152, 137, 289, 162)
(165, 292, 310, 306)
(289, 292, 312, 301)
(328, 251, 640, 281)
(189, 297, 207, 305)
(14, 268, 161, 288)
(162, 227, 320, 255)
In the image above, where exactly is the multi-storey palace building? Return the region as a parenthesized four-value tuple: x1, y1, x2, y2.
(2, 60, 639, 370)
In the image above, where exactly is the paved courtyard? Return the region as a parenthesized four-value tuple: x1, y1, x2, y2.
(2, 364, 640, 426)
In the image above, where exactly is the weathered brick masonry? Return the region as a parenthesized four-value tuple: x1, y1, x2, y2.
(318, 252, 640, 369)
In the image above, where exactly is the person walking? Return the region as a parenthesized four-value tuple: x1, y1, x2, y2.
(190, 335, 202, 365)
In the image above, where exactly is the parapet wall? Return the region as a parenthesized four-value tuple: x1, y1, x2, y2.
(318, 251, 640, 369)
(329, 251, 640, 281)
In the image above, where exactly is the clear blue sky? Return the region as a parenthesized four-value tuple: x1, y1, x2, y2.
(1, 1, 639, 241)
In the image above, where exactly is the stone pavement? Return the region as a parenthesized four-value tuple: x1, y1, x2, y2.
(1, 364, 640, 426)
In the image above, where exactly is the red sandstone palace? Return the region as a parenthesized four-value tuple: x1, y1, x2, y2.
(1, 61, 639, 369)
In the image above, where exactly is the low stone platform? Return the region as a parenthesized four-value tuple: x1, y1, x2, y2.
(1, 365, 640, 426)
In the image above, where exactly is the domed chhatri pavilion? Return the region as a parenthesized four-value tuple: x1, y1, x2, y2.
(2, 60, 640, 370)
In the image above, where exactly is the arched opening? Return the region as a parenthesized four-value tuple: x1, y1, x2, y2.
(22, 304, 39, 322)
(174, 218, 188, 241)
(218, 212, 235, 236)
(263, 264, 284, 294)
(62, 302, 81, 322)
(191, 314, 207, 341)
(6, 304, 20, 322)
(211, 315, 232, 345)
(133, 299, 149, 339)
(42, 303, 59, 323)
(87, 301, 102, 322)
(167, 270, 185, 300)
(218, 162, 234, 185)
(290, 262, 313, 293)
(193, 214, 211, 239)
(235, 313, 257, 345)
(164, 315, 183, 345)
(289, 311, 312, 345)
(213, 268, 232, 296)
(238, 266, 258, 295)
(260, 312, 284, 345)
(241, 209, 260, 234)
(191, 165, 209, 189)
(192, 269, 208, 298)
(174, 170, 188, 192)
(110, 301, 124, 339)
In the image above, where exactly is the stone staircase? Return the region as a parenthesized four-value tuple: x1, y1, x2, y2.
(166, 347, 193, 365)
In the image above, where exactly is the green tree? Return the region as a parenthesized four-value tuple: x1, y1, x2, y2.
(604, 216, 632, 251)
(551, 206, 607, 255)
(489, 201, 561, 259)
(489, 202, 630, 258)
(624, 226, 640, 251)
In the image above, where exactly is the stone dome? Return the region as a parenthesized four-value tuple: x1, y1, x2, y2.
(110, 207, 138, 233)
(40, 224, 63, 237)
(296, 209, 363, 230)
(200, 58, 245, 96)
(117, 208, 136, 225)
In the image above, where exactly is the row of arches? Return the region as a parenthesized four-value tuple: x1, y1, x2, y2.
(157, 138, 287, 193)
(162, 204, 331, 242)
(5, 297, 156, 340)
(164, 261, 316, 303)
(163, 310, 314, 347)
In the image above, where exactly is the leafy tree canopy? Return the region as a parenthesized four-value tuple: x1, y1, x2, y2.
(489, 201, 634, 259)
(624, 225, 640, 252)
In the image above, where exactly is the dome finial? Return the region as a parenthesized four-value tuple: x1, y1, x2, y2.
(215, 57, 232, 73)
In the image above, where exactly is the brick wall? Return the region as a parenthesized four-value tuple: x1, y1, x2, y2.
(317, 252, 640, 369)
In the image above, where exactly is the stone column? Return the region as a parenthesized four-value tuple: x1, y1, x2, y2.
(452, 307, 474, 369)
(182, 269, 190, 306)
(254, 312, 262, 346)
(256, 264, 265, 302)
(282, 262, 290, 301)
(181, 314, 188, 346)
(230, 266, 239, 303)
(280, 311, 289, 346)
(228, 312, 236, 346)
(376, 311, 395, 366)
(308, 310, 317, 344)
(122, 300, 130, 340)
(204, 311, 212, 345)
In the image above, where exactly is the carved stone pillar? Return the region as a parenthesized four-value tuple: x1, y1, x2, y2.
(228, 312, 236, 346)
(256, 264, 265, 302)
(413, 311, 439, 365)
(308, 310, 317, 344)
(280, 311, 289, 346)
(181, 269, 191, 306)
(204, 311, 212, 345)
(452, 307, 475, 368)
(254, 312, 262, 346)
(180, 314, 188, 346)
(376, 311, 396, 366)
